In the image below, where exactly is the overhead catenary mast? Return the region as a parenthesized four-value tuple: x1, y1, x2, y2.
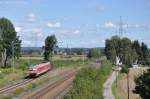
(118, 16, 123, 37)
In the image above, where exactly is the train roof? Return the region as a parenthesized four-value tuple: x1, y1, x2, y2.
(30, 62, 50, 69)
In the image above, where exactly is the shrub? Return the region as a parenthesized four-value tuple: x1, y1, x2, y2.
(65, 60, 112, 99)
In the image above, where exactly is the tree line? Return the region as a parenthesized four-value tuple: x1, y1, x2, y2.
(105, 35, 150, 67)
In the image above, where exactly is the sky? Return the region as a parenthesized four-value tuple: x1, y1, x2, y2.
(0, 0, 150, 48)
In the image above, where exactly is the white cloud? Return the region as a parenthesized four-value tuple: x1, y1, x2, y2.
(47, 22, 61, 28)
(37, 32, 43, 38)
(22, 40, 32, 47)
(100, 22, 116, 29)
(57, 29, 81, 36)
(31, 28, 42, 33)
(15, 26, 23, 33)
(96, 22, 116, 30)
(27, 13, 36, 22)
(73, 30, 80, 34)
(0, 0, 27, 5)
(102, 40, 105, 43)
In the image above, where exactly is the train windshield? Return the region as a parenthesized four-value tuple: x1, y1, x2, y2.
(29, 66, 37, 71)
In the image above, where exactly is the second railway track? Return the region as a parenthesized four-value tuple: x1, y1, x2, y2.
(23, 71, 75, 99)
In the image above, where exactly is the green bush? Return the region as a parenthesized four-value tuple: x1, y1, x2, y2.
(13, 88, 24, 96)
(121, 65, 129, 73)
(134, 69, 150, 98)
(100, 60, 112, 76)
(65, 60, 112, 99)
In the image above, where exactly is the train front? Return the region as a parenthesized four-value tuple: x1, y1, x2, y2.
(28, 65, 37, 77)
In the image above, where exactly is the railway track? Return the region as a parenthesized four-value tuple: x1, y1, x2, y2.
(0, 78, 34, 94)
(0, 68, 74, 96)
(0, 69, 52, 94)
(23, 71, 75, 99)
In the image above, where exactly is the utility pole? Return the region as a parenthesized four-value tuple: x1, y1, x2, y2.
(82, 54, 84, 65)
(58, 41, 63, 72)
(127, 71, 130, 99)
(0, 31, 1, 63)
(12, 41, 14, 73)
(118, 16, 130, 99)
(58, 41, 63, 54)
(0, 29, 3, 65)
(66, 43, 69, 55)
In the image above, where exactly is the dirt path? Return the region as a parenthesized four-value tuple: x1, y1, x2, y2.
(103, 71, 118, 99)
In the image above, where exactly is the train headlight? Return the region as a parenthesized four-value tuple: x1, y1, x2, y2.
(32, 68, 36, 71)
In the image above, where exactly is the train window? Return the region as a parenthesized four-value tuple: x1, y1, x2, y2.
(29, 66, 37, 71)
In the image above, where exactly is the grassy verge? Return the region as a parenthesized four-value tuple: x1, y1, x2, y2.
(65, 60, 112, 99)
(112, 73, 125, 99)
(0, 59, 42, 87)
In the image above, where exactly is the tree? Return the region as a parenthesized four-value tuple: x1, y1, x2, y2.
(0, 17, 21, 67)
(76, 48, 83, 55)
(14, 36, 22, 59)
(132, 40, 142, 63)
(105, 36, 140, 66)
(141, 42, 149, 64)
(105, 38, 117, 64)
(43, 35, 57, 61)
(132, 41, 149, 65)
(87, 48, 101, 59)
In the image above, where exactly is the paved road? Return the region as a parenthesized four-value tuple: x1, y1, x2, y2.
(103, 71, 118, 99)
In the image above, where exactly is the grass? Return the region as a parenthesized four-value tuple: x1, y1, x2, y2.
(0, 68, 25, 87)
(0, 58, 42, 87)
(52, 59, 90, 68)
(0, 71, 63, 99)
(20, 55, 86, 61)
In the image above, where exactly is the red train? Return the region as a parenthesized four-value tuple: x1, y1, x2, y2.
(28, 62, 52, 77)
